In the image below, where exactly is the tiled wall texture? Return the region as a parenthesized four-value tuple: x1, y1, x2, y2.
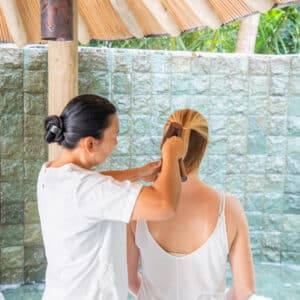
(0, 45, 299, 284)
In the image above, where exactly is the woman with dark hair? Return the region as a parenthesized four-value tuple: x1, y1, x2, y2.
(37, 94, 185, 300)
(127, 109, 255, 300)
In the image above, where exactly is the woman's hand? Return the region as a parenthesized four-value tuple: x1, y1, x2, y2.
(131, 137, 186, 183)
(162, 136, 186, 160)
(100, 160, 161, 182)
(138, 160, 162, 182)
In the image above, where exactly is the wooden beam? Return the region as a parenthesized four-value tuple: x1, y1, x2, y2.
(110, 0, 144, 38)
(185, 0, 221, 29)
(0, 0, 28, 47)
(142, 0, 181, 36)
(78, 12, 91, 44)
(243, 0, 274, 12)
(48, 0, 78, 160)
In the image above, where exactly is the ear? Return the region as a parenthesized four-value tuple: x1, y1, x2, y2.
(83, 137, 96, 153)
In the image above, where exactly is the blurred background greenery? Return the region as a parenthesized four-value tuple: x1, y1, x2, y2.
(83, 6, 300, 55)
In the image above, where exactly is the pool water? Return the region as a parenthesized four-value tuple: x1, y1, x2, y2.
(1, 263, 299, 300)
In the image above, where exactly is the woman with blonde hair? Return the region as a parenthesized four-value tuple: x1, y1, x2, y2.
(127, 109, 255, 300)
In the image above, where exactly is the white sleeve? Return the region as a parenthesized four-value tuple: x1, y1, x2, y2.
(75, 172, 142, 223)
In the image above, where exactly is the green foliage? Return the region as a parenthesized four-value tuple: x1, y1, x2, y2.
(86, 23, 239, 53)
(85, 6, 300, 54)
(256, 6, 300, 54)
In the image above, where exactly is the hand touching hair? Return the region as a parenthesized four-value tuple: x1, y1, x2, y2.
(164, 109, 208, 173)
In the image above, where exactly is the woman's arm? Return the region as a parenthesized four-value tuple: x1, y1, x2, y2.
(130, 136, 185, 221)
(127, 222, 141, 297)
(226, 195, 255, 300)
(100, 161, 161, 182)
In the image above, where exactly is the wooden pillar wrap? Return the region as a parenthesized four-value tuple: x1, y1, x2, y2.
(41, 0, 73, 41)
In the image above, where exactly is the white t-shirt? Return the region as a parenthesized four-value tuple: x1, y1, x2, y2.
(37, 163, 142, 300)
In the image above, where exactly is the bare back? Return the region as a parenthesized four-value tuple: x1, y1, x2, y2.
(128, 175, 255, 299)
(131, 177, 237, 255)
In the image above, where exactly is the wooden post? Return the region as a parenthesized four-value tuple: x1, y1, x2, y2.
(236, 14, 260, 54)
(48, 0, 78, 160)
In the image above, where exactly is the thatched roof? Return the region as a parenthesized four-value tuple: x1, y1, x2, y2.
(0, 0, 299, 47)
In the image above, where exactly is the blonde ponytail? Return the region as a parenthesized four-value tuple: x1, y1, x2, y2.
(164, 109, 208, 173)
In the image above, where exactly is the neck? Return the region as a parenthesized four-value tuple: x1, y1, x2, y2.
(187, 168, 200, 181)
(49, 148, 93, 170)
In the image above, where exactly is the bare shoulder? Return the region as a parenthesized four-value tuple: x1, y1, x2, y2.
(225, 193, 245, 216)
(224, 193, 248, 246)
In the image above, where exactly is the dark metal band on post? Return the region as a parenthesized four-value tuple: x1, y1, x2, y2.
(40, 0, 73, 41)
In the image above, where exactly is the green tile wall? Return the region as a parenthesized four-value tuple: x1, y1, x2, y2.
(0, 45, 299, 284)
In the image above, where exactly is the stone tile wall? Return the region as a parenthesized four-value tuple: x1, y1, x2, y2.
(0, 45, 299, 284)
(0, 45, 48, 284)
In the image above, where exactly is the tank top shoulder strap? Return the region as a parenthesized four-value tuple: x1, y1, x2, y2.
(218, 191, 226, 217)
(135, 220, 147, 249)
(218, 191, 229, 254)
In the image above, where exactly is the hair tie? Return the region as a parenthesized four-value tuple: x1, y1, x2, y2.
(47, 116, 64, 143)
(50, 124, 63, 136)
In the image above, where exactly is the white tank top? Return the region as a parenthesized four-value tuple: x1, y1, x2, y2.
(135, 192, 229, 300)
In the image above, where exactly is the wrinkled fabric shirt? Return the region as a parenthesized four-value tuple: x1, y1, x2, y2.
(37, 163, 142, 300)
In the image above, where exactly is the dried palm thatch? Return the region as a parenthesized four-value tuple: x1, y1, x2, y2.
(0, 0, 299, 47)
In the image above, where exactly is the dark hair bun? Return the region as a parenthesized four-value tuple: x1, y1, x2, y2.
(43, 95, 116, 149)
(44, 115, 64, 144)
